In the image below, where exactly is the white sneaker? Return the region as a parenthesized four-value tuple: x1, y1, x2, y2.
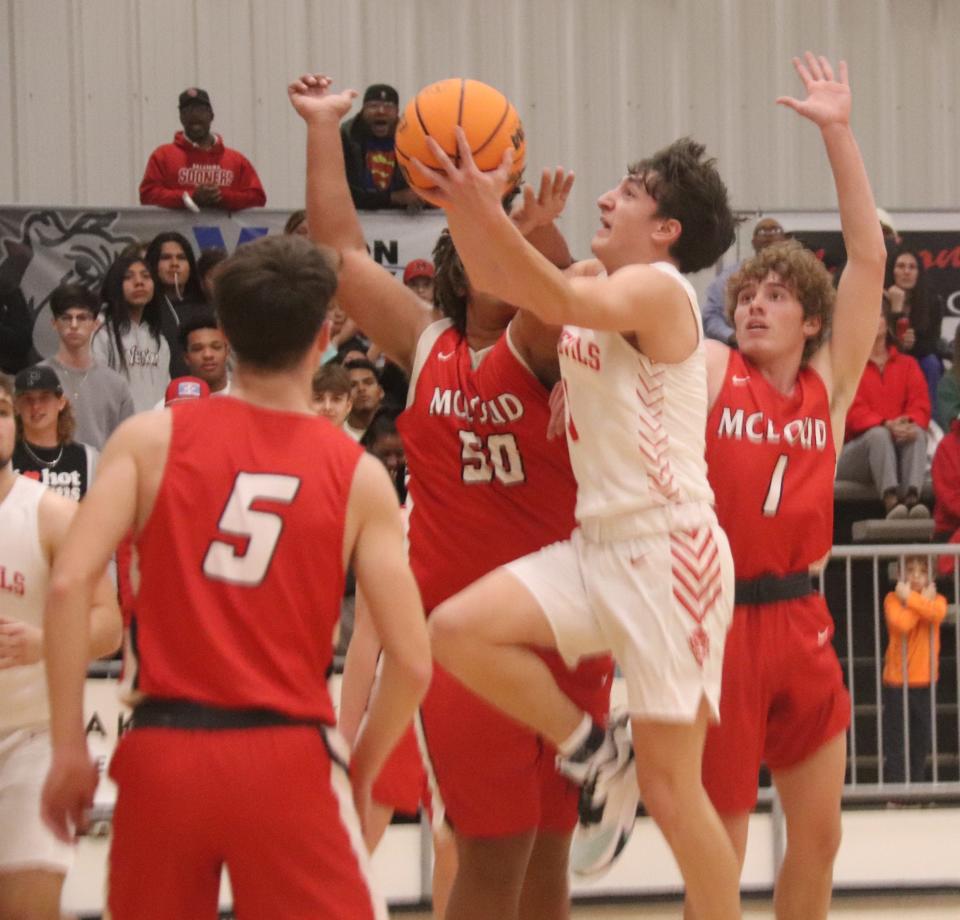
(558, 711, 640, 878)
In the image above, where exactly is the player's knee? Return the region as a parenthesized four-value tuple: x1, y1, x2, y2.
(789, 811, 842, 866)
(633, 764, 686, 833)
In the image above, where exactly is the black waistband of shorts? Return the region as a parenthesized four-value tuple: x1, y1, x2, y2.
(734, 572, 815, 606)
(131, 698, 326, 732)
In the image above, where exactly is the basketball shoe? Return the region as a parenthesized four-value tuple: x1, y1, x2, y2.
(557, 709, 640, 877)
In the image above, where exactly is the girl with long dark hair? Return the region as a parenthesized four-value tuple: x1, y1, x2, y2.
(886, 245, 944, 407)
(92, 255, 171, 412)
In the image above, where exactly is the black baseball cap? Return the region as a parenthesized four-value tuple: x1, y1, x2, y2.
(363, 84, 399, 106)
(15, 365, 63, 396)
(179, 87, 212, 109)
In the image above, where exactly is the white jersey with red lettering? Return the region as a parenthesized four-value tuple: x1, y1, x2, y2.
(558, 261, 715, 528)
(0, 475, 49, 731)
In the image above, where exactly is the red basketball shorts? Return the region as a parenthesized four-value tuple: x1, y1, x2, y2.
(701, 593, 851, 814)
(420, 650, 612, 838)
(372, 723, 428, 817)
(107, 725, 385, 919)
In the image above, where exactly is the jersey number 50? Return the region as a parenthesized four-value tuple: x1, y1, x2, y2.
(203, 472, 301, 586)
(459, 430, 526, 486)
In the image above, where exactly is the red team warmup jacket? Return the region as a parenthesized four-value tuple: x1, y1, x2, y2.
(139, 132, 266, 211)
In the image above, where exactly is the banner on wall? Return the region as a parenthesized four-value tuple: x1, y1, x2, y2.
(0, 206, 447, 358)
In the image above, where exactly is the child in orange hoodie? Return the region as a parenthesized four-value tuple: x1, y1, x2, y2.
(882, 555, 947, 783)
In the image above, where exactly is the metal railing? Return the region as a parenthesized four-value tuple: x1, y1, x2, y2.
(823, 543, 960, 802)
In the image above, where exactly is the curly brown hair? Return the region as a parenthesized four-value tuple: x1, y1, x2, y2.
(432, 230, 470, 336)
(726, 240, 835, 363)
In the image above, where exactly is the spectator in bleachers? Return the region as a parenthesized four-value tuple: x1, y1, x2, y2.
(934, 325, 960, 431)
(145, 231, 207, 376)
(12, 365, 98, 500)
(403, 258, 436, 305)
(139, 87, 266, 211)
(341, 83, 419, 211)
(931, 411, 960, 557)
(0, 282, 37, 374)
(92, 255, 171, 413)
(145, 232, 206, 325)
(195, 247, 228, 303)
(837, 310, 931, 519)
(343, 358, 384, 441)
(311, 363, 352, 427)
(180, 315, 230, 396)
(701, 217, 786, 345)
(361, 410, 406, 503)
(41, 283, 133, 449)
(882, 554, 946, 784)
(886, 246, 944, 410)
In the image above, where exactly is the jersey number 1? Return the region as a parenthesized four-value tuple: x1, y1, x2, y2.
(762, 454, 788, 517)
(203, 472, 301, 586)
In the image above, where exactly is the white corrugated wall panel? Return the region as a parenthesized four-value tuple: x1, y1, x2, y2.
(2, 0, 959, 255)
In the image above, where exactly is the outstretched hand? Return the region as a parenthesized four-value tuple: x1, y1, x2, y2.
(410, 128, 516, 213)
(777, 52, 850, 129)
(511, 168, 575, 236)
(288, 73, 357, 122)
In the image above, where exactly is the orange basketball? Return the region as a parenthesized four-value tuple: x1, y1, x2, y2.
(395, 78, 526, 194)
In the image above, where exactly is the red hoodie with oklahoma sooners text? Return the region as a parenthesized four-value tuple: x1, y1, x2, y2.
(139, 131, 266, 211)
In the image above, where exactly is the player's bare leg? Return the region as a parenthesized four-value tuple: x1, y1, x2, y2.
(444, 831, 536, 920)
(0, 868, 65, 920)
(631, 700, 742, 920)
(683, 812, 749, 920)
(518, 830, 572, 920)
(770, 732, 845, 920)
(429, 570, 585, 746)
(431, 822, 457, 920)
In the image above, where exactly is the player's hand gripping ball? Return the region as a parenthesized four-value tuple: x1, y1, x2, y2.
(395, 78, 526, 195)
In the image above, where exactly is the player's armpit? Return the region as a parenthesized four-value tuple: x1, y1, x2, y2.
(509, 309, 563, 388)
(337, 250, 433, 374)
(567, 265, 698, 361)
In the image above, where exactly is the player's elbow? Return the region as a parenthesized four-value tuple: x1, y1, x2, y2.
(46, 570, 91, 617)
(392, 643, 432, 703)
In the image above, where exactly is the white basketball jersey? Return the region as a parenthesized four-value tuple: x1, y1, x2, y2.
(558, 261, 715, 524)
(0, 475, 50, 731)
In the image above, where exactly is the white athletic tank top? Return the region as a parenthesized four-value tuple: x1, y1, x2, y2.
(0, 475, 50, 731)
(558, 261, 715, 527)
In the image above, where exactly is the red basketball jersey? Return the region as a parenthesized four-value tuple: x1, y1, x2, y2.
(399, 322, 577, 611)
(705, 350, 835, 578)
(133, 397, 362, 722)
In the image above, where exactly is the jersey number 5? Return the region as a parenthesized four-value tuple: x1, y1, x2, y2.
(203, 472, 301, 586)
(459, 431, 526, 485)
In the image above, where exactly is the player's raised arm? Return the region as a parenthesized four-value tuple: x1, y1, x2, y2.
(342, 454, 431, 827)
(416, 134, 697, 360)
(782, 54, 886, 407)
(289, 74, 431, 372)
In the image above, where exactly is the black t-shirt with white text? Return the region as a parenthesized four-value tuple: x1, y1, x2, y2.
(12, 440, 98, 501)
